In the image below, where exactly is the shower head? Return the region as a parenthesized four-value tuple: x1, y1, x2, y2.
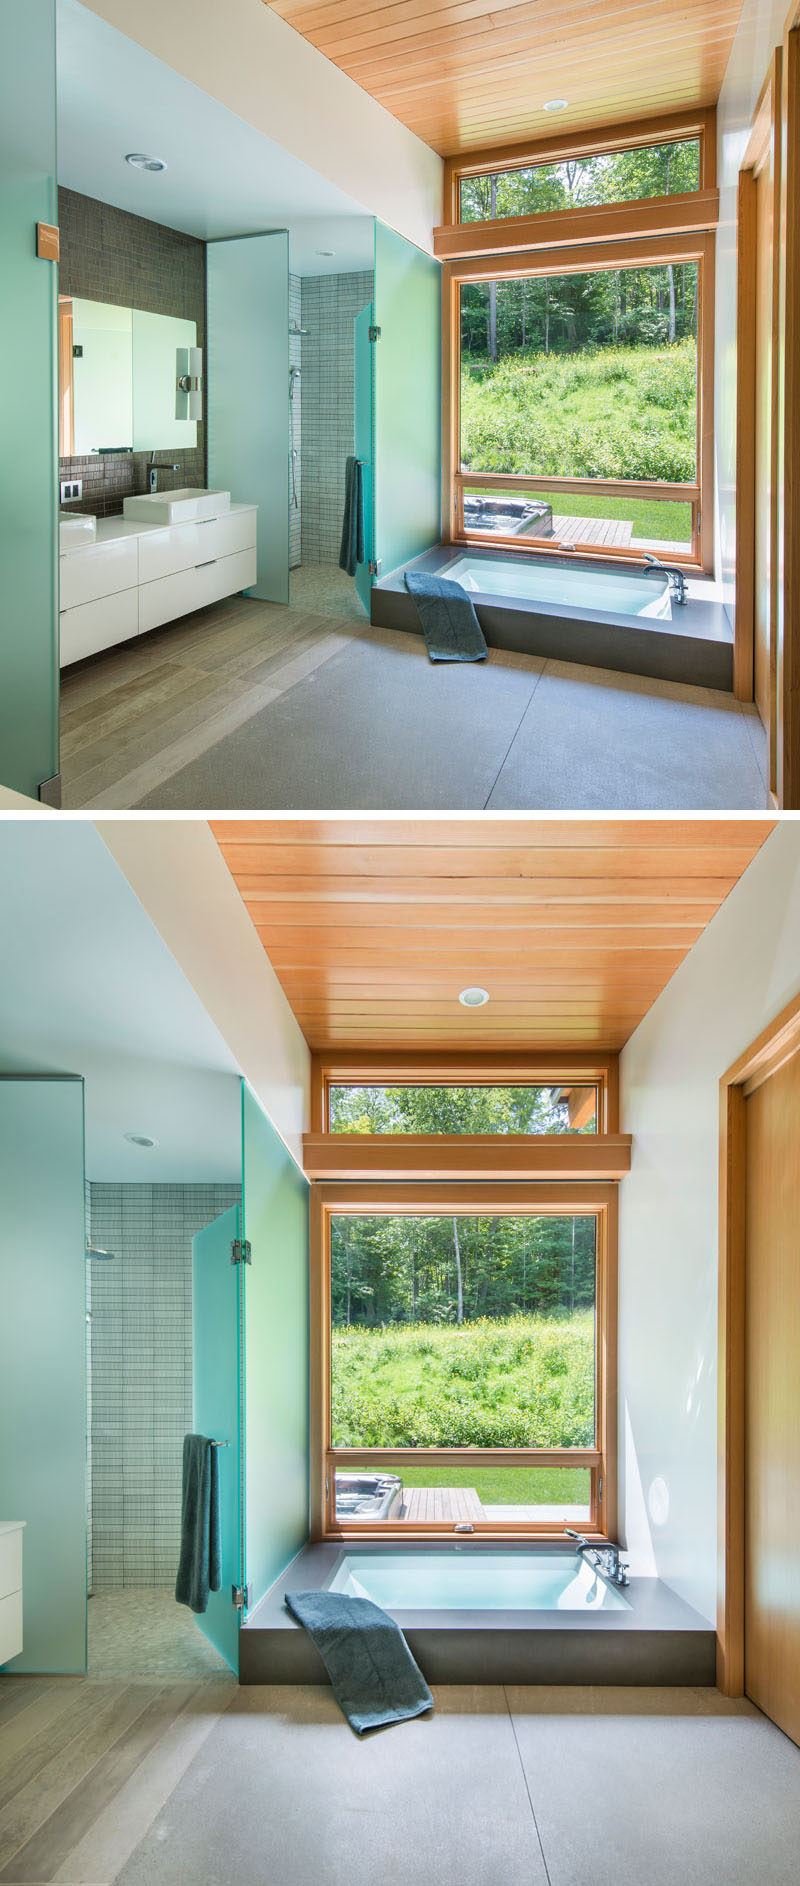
(87, 1243, 115, 1261)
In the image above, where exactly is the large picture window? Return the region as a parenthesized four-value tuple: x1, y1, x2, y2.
(440, 114, 716, 570)
(311, 1182, 617, 1542)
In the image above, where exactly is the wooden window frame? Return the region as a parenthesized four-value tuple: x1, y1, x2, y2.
(436, 110, 717, 576)
(442, 108, 717, 229)
(310, 1049, 619, 1136)
(717, 988, 800, 1696)
(311, 1180, 617, 1546)
(307, 1051, 621, 1546)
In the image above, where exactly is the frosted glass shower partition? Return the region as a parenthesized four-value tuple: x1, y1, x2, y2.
(207, 232, 289, 603)
(373, 222, 442, 582)
(192, 1203, 243, 1673)
(0, 1078, 86, 1672)
(353, 301, 375, 616)
(241, 1084, 310, 1612)
(0, 0, 59, 798)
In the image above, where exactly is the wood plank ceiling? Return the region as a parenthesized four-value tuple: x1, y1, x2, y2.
(211, 819, 773, 1052)
(264, 0, 745, 156)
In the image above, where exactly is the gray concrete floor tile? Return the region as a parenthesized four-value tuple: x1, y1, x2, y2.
(488, 661, 768, 809)
(115, 1684, 549, 1886)
(138, 634, 542, 811)
(508, 1687, 800, 1886)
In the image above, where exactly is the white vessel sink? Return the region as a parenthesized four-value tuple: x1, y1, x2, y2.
(60, 512, 97, 550)
(123, 487, 231, 525)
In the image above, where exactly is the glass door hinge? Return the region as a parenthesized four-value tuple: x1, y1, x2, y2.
(368, 559, 381, 577)
(232, 1583, 252, 1610)
(230, 1239, 252, 1266)
(368, 325, 381, 342)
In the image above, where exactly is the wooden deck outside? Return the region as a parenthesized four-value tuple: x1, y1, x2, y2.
(401, 1485, 486, 1522)
(551, 514, 633, 547)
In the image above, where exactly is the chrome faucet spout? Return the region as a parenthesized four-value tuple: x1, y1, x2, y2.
(565, 1528, 630, 1588)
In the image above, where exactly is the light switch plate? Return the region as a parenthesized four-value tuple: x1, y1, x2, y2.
(60, 479, 82, 502)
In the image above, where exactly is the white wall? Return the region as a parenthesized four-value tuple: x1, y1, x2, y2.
(97, 819, 311, 1173)
(618, 821, 800, 1622)
(714, 0, 787, 619)
(81, 0, 443, 253)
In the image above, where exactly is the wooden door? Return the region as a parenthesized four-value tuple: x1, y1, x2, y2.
(753, 147, 776, 747)
(744, 1041, 800, 1743)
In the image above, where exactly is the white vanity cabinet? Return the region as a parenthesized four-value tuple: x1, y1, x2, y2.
(0, 1522, 24, 1665)
(59, 505, 258, 667)
(59, 535, 139, 666)
(138, 508, 258, 634)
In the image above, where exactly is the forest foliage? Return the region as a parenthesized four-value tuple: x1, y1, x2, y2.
(328, 1088, 596, 1452)
(457, 140, 700, 496)
(331, 1313, 595, 1449)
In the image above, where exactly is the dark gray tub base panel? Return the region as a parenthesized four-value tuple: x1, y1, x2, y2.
(239, 1545, 716, 1688)
(371, 548, 733, 692)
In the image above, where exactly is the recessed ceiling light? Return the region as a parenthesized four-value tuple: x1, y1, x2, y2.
(123, 1131, 158, 1149)
(315, 248, 335, 256)
(458, 987, 490, 1008)
(543, 99, 569, 113)
(125, 153, 167, 172)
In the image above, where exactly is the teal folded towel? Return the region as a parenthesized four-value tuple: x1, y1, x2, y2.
(285, 1589, 433, 1734)
(175, 1435, 221, 1614)
(404, 570, 488, 662)
(339, 456, 365, 576)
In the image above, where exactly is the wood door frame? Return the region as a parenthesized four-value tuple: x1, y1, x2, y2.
(733, 54, 782, 735)
(777, 18, 800, 806)
(717, 987, 800, 1693)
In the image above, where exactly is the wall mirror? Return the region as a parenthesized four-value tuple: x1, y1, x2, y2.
(58, 297, 199, 456)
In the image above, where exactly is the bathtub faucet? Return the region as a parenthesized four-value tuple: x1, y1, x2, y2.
(565, 1528, 630, 1588)
(643, 552, 688, 607)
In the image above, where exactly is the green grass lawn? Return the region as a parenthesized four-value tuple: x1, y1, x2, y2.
(331, 1312, 595, 1451)
(397, 1463, 591, 1506)
(460, 342, 697, 530)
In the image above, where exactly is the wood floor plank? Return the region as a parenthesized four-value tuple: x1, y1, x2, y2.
(0, 1688, 101, 1807)
(0, 1687, 161, 1876)
(0, 1689, 55, 1733)
(49, 1682, 235, 1886)
(0, 1687, 199, 1884)
(60, 587, 367, 809)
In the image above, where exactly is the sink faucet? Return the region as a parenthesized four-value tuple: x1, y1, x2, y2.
(149, 451, 181, 493)
(643, 551, 688, 607)
(565, 1528, 630, 1588)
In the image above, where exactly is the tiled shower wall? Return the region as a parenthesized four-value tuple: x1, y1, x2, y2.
(289, 273, 302, 569)
(58, 187, 207, 518)
(300, 270, 374, 563)
(88, 1182, 240, 1591)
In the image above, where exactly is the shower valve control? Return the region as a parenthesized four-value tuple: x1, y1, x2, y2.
(230, 1239, 252, 1266)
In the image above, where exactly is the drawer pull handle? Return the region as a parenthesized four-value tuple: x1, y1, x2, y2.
(196, 560, 217, 569)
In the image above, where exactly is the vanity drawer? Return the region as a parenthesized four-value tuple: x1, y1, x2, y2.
(60, 588, 139, 667)
(60, 537, 138, 610)
(138, 547, 256, 634)
(0, 1590, 23, 1665)
(215, 509, 257, 558)
(137, 517, 220, 584)
(0, 1529, 22, 1599)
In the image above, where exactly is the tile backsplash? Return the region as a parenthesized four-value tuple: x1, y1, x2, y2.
(88, 1181, 240, 1591)
(58, 188, 207, 518)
